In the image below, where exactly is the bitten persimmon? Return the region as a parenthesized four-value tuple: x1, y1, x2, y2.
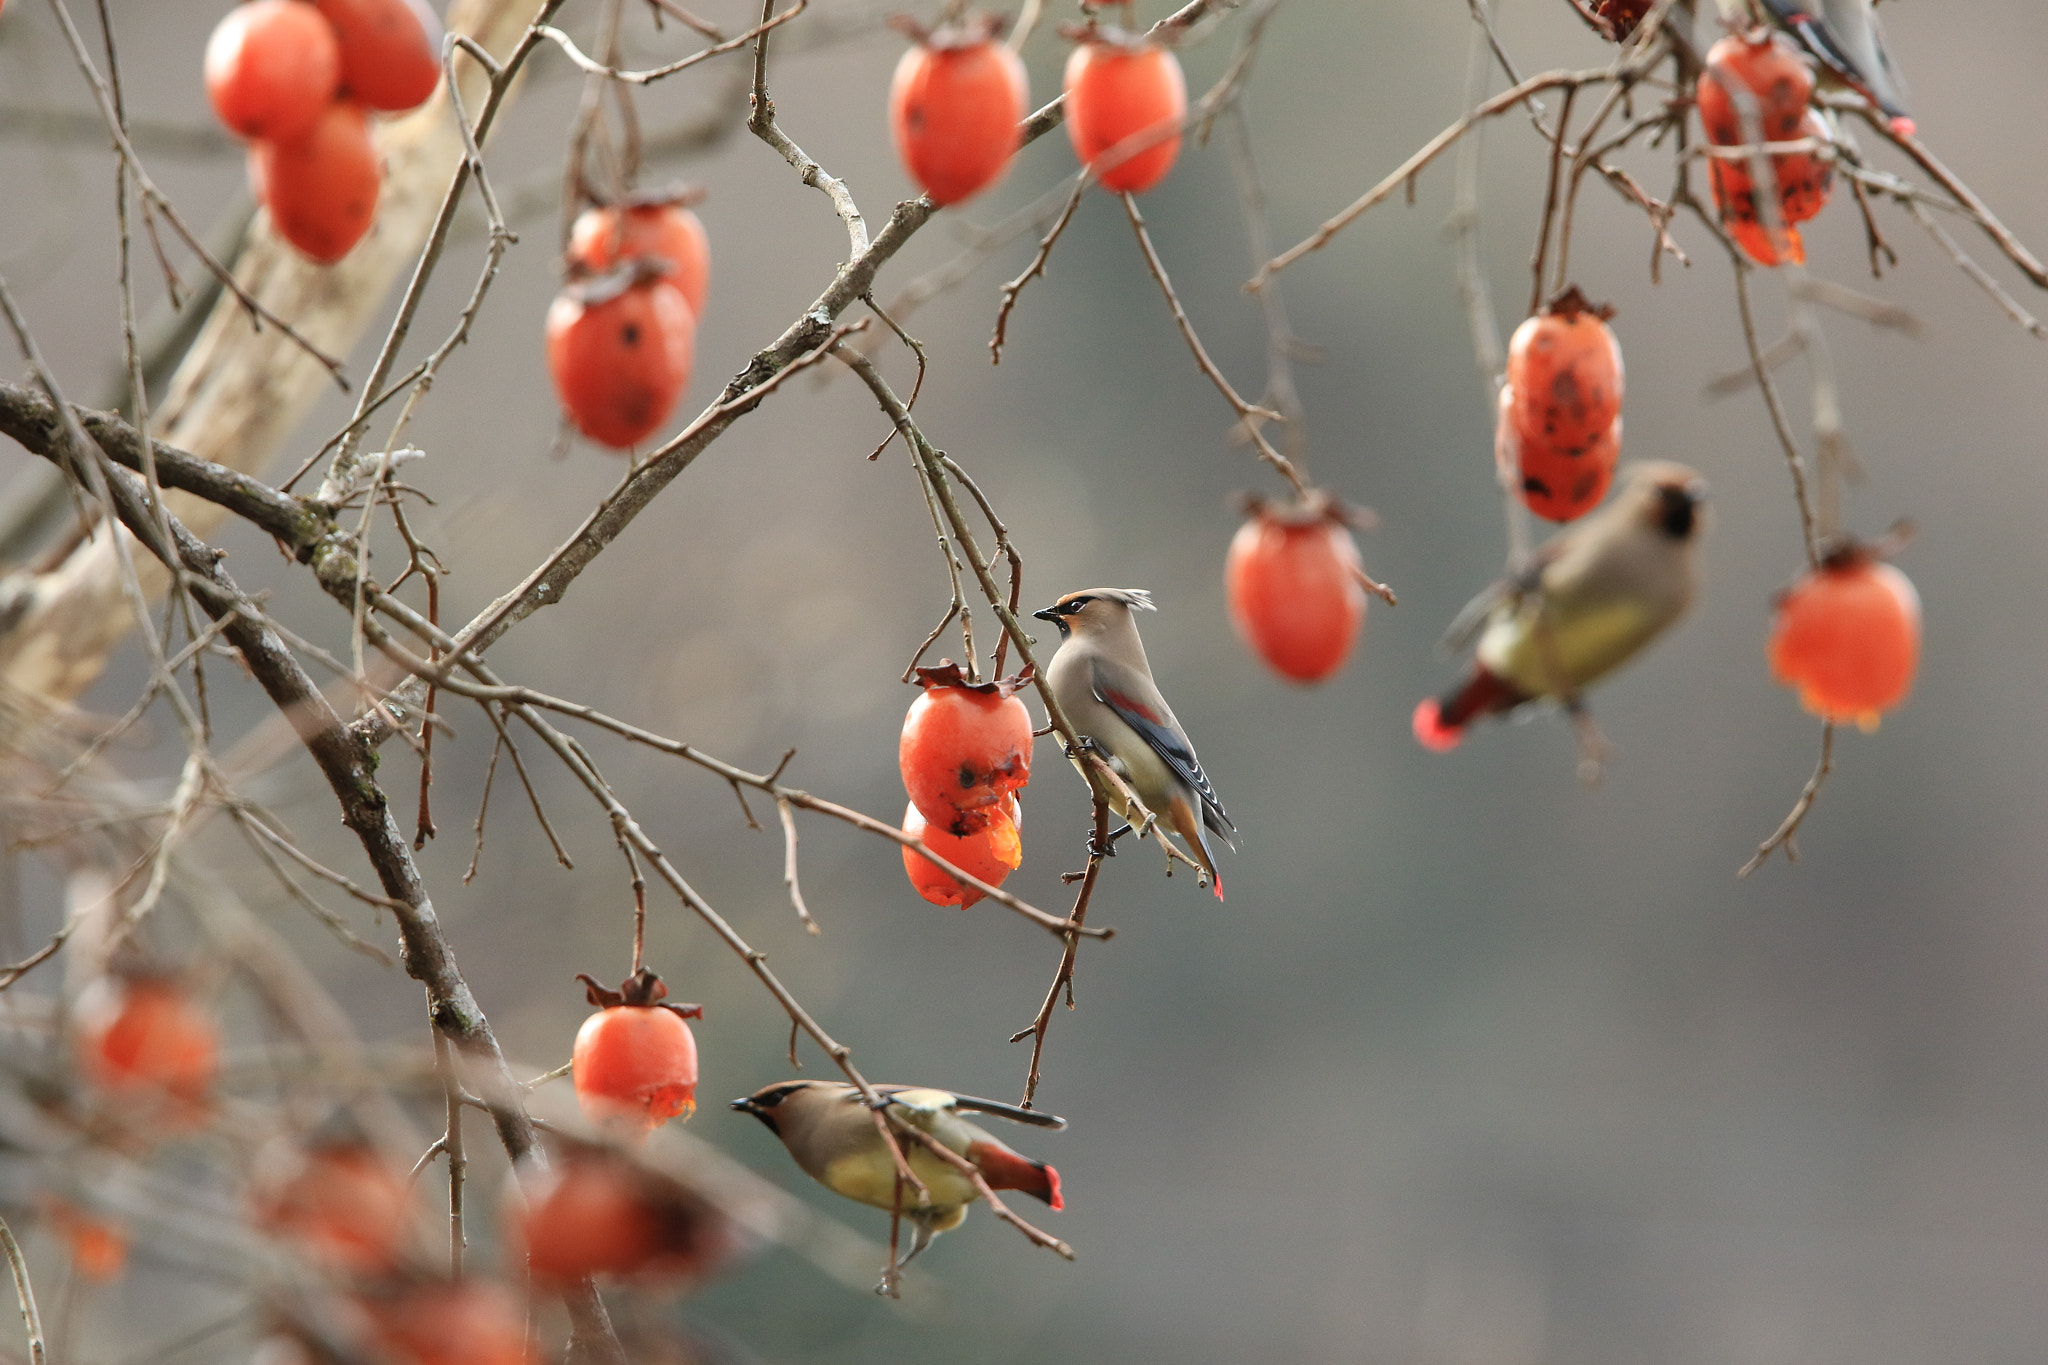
(257, 99, 380, 263)
(565, 201, 711, 318)
(1768, 550, 1920, 729)
(367, 1281, 531, 1365)
(204, 0, 341, 142)
(546, 269, 695, 450)
(889, 20, 1028, 207)
(315, 0, 442, 112)
(251, 1137, 412, 1274)
(899, 662, 1034, 834)
(1696, 31, 1814, 148)
(1506, 288, 1623, 453)
(73, 974, 218, 1128)
(902, 797, 1021, 908)
(1063, 32, 1186, 194)
(1225, 493, 1368, 684)
(572, 969, 701, 1137)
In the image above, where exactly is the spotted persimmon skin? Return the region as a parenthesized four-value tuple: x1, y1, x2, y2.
(902, 797, 1021, 908)
(1063, 39, 1186, 194)
(205, 0, 342, 142)
(74, 977, 219, 1127)
(1768, 558, 1921, 729)
(1225, 506, 1367, 684)
(546, 279, 695, 450)
(315, 0, 442, 112)
(252, 1141, 412, 1274)
(899, 681, 1034, 834)
(1506, 303, 1622, 454)
(890, 37, 1028, 207)
(1697, 31, 1814, 148)
(573, 1001, 699, 1135)
(566, 205, 711, 317)
(1500, 383, 1620, 523)
(257, 99, 381, 263)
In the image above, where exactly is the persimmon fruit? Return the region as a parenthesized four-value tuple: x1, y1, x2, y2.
(889, 24, 1028, 206)
(1696, 31, 1814, 148)
(1225, 494, 1368, 683)
(1768, 552, 1920, 729)
(1505, 288, 1623, 453)
(1063, 34, 1186, 194)
(204, 0, 342, 142)
(251, 1137, 412, 1274)
(566, 201, 711, 318)
(902, 797, 1021, 908)
(546, 271, 695, 450)
(572, 969, 701, 1136)
(256, 99, 381, 262)
(315, 0, 443, 112)
(898, 663, 1034, 834)
(73, 975, 218, 1127)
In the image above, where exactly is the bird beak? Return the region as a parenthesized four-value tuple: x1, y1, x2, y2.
(1032, 606, 1059, 623)
(729, 1098, 758, 1114)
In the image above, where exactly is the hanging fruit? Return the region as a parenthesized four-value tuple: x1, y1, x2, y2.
(73, 972, 218, 1130)
(546, 263, 696, 450)
(510, 1142, 734, 1286)
(314, 0, 443, 113)
(204, 0, 342, 141)
(253, 99, 381, 263)
(898, 661, 1034, 834)
(566, 194, 712, 318)
(901, 796, 1022, 908)
(571, 968, 701, 1137)
(1768, 544, 1921, 729)
(1224, 491, 1370, 684)
(1063, 26, 1186, 194)
(250, 1133, 413, 1275)
(888, 14, 1029, 207)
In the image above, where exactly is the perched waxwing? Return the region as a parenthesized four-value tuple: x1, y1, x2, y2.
(1414, 462, 1709, 750)
(1744, 0, 1914, 134)
(732, 1081, 1062, 1264)
(1032, 589, 1235, 899)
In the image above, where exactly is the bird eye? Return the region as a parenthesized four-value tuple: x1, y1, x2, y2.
(1063, 598, 1088, 613)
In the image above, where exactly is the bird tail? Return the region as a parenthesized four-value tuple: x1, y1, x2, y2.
(968, 1142, 1063, 1210)
(1414, 666, 1528, 752)
(1169, 794, 1226, 901)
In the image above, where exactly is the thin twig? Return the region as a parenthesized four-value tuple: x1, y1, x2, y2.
(1739, 722, 1834, 876)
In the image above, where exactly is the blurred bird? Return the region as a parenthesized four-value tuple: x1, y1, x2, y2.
(1414, 463, 1709, 750)
(1032, 588, 1235, 899)
(1738, 0, 1915, 135)
(732, 1081, 1062, 1264)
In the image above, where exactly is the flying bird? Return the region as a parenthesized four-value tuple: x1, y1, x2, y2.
(1033, 588, 1235, 899)
(732, 1081, 1063, 1265)
(1415, 463, 1709, 750)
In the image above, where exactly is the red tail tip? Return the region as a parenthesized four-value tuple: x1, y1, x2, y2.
(1210, 874, 1224, 902)
(1412, 698, 1463, 752)
(1043, 1163, 1064, 1211)
(1888, 116, 1917, 139)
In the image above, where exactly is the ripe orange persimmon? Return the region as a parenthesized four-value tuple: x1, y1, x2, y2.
(1225, 493, 1369, 684)
(368, 1281, 532, 1365)
(1499, 383, 1620, 523)
(251, 1137, 412, 1274)
(546, 269, 695, 450)
(315, 0, 442, 112)
(889, 19, 1028, 207)
(1063, 32, 1185, 194)
(572, 968, 701, 1137)
(902, 796, 1021, 908)
(41, 1200, 127, 1283)
(1768, 550, 1920, 729)
(74, 974, 218, 1128)
(1506, 288, 1623, 453)
(256, 99, 380, 263)
(899, 662, 1034, 834)
(204, 0, 341, 142)
(1696, 31, 1814, 148)
(566, 201, 711, 318)
(510, 1145, 731, 1286)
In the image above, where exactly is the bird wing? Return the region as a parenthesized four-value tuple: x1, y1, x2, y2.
(1091, 658, 1236, 841)
(949, 1093, 1067, 1130)
(1439, 546, 1562, 656)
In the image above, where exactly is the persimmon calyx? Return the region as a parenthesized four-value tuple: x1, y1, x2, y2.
(577, 968, 704, 1018)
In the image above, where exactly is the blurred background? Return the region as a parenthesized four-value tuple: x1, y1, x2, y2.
(4, 0, 2048, 1361)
